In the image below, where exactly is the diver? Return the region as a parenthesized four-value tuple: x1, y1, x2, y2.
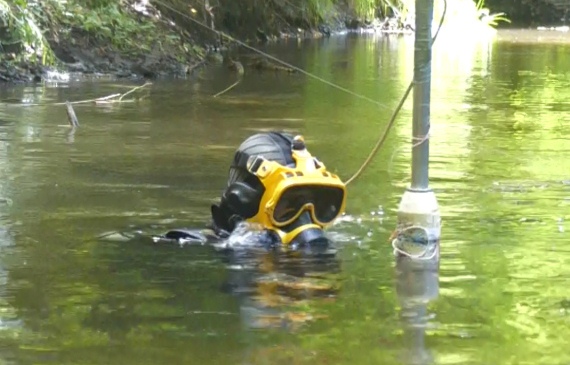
(153, 131, 347, 253)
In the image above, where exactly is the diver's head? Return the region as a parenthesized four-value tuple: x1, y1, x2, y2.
(210, 132, 346, 249)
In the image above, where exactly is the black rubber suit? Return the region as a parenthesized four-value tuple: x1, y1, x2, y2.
(156, 131, 335, 252)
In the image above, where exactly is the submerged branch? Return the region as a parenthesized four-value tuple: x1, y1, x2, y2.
(118, 82, 153, 102)
(65, 101, 80, 127)
(213, 60, 244, 98)
(189, 59, 207, 72)
(213, 79, 242, 98)
(1, 83, 153, 107)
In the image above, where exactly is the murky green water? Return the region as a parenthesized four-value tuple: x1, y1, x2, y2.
(0, 30, 569, 365)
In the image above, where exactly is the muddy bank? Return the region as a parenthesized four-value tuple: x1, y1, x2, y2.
(0, 1, 412, 85)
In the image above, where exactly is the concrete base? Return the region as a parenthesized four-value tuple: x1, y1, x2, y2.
(393, 188, 441, 259)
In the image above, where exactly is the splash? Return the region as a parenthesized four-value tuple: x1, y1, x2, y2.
(43, 70, 70, 83)
(224, 221, 274, 249)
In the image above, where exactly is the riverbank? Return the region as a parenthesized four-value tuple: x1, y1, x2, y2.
(0, 0, 417, 85)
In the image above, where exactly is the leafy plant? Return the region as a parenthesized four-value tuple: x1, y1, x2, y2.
(0, 0, 55, 64)
(352, 0, 377, 20)
(475, 0, 511, 27)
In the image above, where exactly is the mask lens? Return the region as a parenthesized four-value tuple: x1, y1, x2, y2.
(273, 185, 344, 225)
(313, 186, 344, 223)
(273, 187, 312, 224)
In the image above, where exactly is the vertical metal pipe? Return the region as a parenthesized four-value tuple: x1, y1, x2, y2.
(411, 0, 434, 190)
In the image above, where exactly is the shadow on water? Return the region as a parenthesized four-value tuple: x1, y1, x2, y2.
(0, 29, 569, 364)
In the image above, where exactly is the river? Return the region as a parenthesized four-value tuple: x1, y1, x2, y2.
(0, 29, 569, 365)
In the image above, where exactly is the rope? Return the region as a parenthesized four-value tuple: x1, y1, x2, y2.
(387, 126, 431, 184)
(391, 231, 439, 260)
(141, 4, 448, 258)
(152, 0, 397, 111)
(344, 82, 413, 185)
(392, 226, 439, 260)
(2, 0, 447, 187)
(345, 0, 447, 185)
(151, 0, 447, 185)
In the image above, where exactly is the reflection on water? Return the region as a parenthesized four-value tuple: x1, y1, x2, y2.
(0, 29, 569, 364)
(224, 248, 341, 331)
(396, 257, 439, 365)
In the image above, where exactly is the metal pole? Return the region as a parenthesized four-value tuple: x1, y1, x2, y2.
(411, 0, 433, 190)
(393, 0, 441, 261)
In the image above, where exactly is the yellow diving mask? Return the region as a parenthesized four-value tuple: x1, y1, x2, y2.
(245, 135, 347, 245)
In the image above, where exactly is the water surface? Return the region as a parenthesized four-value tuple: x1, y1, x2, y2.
(0, 29, 569, 365)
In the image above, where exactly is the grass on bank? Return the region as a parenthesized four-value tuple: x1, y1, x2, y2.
(0, 0, 510, 67)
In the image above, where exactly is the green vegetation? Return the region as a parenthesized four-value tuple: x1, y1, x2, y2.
(1, 14, 570, 365)
(0, 0, 54, 64)
(475, 0, 510, 27)
(0, 0, 206, 81)
(0, 0, 540, 82)
(485, 0, 563, 27)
